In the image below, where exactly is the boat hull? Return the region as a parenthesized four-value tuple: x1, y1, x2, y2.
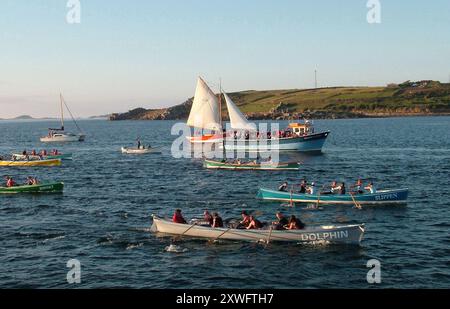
(0, 182, 64, 194)
(187, 134, 224, 144)
(40, 134, 85, 143)
(121, 147, 161, 154)
(0, 159, 62, 167)
(203, 159, 300, 171)
(12, 153, 73, 161)
(221, 132, 330, 153)
(152, 216, 364, 245)
(257, 188, 409, 205)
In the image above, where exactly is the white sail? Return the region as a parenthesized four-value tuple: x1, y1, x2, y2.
(223, 92, 256, 131)
(187, 77, 222, 131)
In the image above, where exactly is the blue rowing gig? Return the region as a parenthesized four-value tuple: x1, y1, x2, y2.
(257, 188, 409, 205)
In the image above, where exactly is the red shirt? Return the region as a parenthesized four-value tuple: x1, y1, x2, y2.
(172, 213, 186, 224)
(6, 179, 15, 187)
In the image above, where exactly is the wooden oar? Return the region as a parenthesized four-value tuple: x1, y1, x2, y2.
(265, 227, 274, 248)
(174, 222, 197, 241)
(210, 227, 232, 243)
(350, 192, 362, 210)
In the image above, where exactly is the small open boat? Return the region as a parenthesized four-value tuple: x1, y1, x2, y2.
(204, 159, 300, 171)
(0, 159, 62, 167)
(151, 216, 365, 245)
(257, 188, 409, 205)
(121, 147, 161, 154)
(12, 153, 73, 161)
(0, 182, 64, 194)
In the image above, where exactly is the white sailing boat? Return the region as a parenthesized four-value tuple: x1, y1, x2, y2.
(185, 77, 330, 152)
(40, 94, 86, 143)
(186, 77, 255, 144)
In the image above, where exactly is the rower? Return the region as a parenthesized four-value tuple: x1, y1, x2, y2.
(340, 182, 346, 195)
(306, 182, 316, 195)
(354, 179, 364, 194)
(172, 209, 187, 224)
(26, 176, 34, 185)
(31, 150, 37, 156)
(287, 215, 305, 230)
(203, 210, 213, 226)
(272, 212, 289, 230)
(22, 150, 27, 155)
(365, 182, 377, 194)
(299, 180, 307, 194)
(246, 216, 263, 230)
(330, 181, 341, 194)
(278, 182, 289, 192)
(239, 211, 251, 229)
(5, 176, 16, 188)
(212, 212, 224, 228)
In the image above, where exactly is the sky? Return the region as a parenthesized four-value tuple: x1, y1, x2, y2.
(0, 0, 449, 118)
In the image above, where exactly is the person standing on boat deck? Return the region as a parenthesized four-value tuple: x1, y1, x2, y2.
(203, 210, 213, 226)
(212, 213, 224, 228)
(299, 179, 307, 193)
(246, 216, 263, 230)
(172, 209, 187, 224)
(278, 182, 289, 192)
(287, 215, 305, 230)
(272, 212, 289, 230)
(365, 182, 377, 194)
(137, 139, 141, 150)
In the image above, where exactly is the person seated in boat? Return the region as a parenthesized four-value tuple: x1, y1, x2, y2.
(272, 212, 289, 230)
(306, 182, 316, 195)
(299, 180, 307, 194)
(26, 176, 39, 186)
(352, 179, 364, 194)
(265, 156, 273, 164)
(278, 182, 289, 192)
(54, 149, 59, 155)
(238, 211, 252, 229)
(31, 150, 37, 156)
(22, 150, 27, 155)
(267, 131, 272, 140)
(287, 215, 305, 230)
(203, 210, 213, 226)
(212, 212, 224, 228)
(5, 176, 16, 187)
(340, 182, 346, 195)
(330, 181, 341, 194)
(172, 209, 187, 224)
(246, 216, 263, 230)
(233, 131, 238, 140)
(364, 182, 377, 194)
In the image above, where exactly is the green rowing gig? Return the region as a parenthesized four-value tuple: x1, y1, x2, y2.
(204, 159, 300, 171)
(0, 182, 64, 194)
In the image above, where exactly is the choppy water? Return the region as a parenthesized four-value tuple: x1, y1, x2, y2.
(0, 117, 449, 288)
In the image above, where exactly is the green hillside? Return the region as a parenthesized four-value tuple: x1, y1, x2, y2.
(110, 80, 450, 121)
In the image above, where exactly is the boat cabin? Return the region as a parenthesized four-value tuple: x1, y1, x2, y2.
(289, 121, 315, 136)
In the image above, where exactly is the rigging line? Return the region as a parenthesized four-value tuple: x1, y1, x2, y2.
(61, 96, 83, 133)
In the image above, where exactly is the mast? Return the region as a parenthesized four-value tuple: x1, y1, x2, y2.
(60, 93, 65, 131)
(219, 78, 226, 159)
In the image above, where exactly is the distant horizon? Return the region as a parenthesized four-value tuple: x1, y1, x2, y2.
(1, 80, 449, 119)
(1, 0, 449, 118)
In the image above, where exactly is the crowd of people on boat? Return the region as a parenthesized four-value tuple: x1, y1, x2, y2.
(230, 129, 301, 141)
(220, 155, 273, 166)
(278, 179, 377, 195)
(3, 176, 39, 187)
(6, 149, 62, 161)
(172, 209, 306, 231)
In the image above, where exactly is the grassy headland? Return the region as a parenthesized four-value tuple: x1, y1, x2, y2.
(109, 80, 450, 121)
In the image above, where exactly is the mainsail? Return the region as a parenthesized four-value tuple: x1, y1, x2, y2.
(187, 77, 222, 131)
(223, 92, 256, 131)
